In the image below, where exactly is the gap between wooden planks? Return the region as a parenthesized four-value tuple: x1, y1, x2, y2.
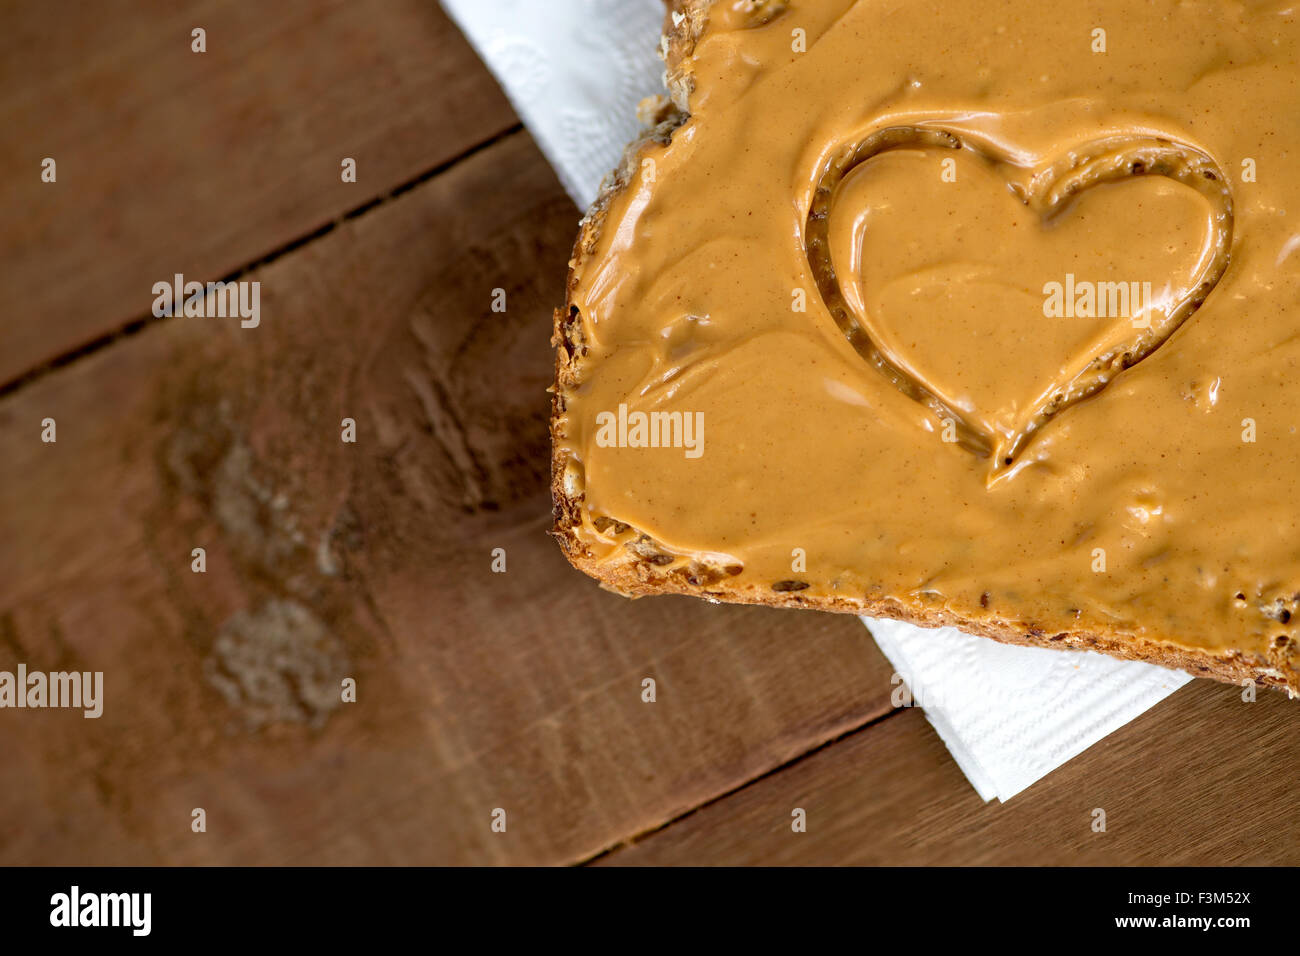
(597, 679, 1300, 865)
(0, 129, 899, 865)
(0, 0, 517, 388)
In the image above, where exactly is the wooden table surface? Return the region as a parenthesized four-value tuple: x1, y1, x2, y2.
(2, 0, 1296, 866)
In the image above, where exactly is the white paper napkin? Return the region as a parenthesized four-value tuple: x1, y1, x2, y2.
(866, 617, 1191, 800)
(440, 0, 1195, 802)
(441, 0, 667, 207)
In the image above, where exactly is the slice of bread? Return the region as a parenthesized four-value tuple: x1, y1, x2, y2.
(550, 0, 1300, 695)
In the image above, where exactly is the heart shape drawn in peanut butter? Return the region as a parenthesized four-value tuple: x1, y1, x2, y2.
(805, 126, 1234, 480)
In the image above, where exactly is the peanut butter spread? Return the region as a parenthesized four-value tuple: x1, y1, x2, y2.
(556, 0, 1300, 684)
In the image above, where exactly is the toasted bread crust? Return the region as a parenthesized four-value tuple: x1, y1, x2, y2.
(548, 0, 1294, 694)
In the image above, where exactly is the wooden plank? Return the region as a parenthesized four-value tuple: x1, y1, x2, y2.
(597, 679, 1300, 865)
(0, 131, 898, 865)
(0, 0, 517, 386)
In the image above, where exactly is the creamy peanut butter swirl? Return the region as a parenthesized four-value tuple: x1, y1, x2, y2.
(557, 0, 1300, 682)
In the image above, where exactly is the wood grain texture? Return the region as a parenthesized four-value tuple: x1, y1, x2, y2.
(0, 131, 898, 865)
(598, 679, 1300, 865)
(7, 0, 1293, 869)
(0, 0, 517, 385)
